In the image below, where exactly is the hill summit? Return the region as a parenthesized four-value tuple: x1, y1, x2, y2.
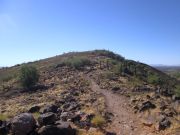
(0, 50, 179, 135)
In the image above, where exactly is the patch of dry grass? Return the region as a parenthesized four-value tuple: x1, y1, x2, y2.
(0, 114, 9, 121)
(32, 112, 41, 120)
(77, 129, 104, 135)
(0, 85, 63, 117)
(91, 114, 106, 127)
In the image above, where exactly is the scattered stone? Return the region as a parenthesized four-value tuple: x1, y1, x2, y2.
(163, 109, 177, 117)
(71, 114, 81, 123)
(11, 113, 36, 135)
(160, 102, 168, 111)
(139, 101, 156, 112)
(133, 105, 139, 110)
(38, 112, 56, 126)
(112, 86, 120, 92)
(131, 98, 138, 103)
(63, 103, 71, 110)
(55, 99, 66, 105)
(146, 95, 151, 99)
(66, 102, 80, 111)
(158, 117, 171, 130)
(105, 112, 114, 122)
(106, 132, 117, 135)
(88, 127, 98, 132)
(60, 112, 69, 121)
(142, 119, 153, 127)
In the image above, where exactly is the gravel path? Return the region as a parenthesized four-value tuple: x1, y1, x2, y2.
(89, 78, 153, 135)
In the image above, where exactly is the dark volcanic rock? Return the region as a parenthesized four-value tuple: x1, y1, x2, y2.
(66, 102, 80, 111)
(139, 101, 156, 112)
(11, 113, 36, 135)
(112, 86, 120, 92)
(38, 122, 76, 135)
(60, 112, 69, 121)
(172, 95, 180, 101)
(28, 105, 41, 113)
(0, 120, 8, 135)
(41, 104, 59, 113)
(38, 113, 56, 126)
(158, 117, 171, 130)
(70, 114, 81, 123)
(106, 132, 117, 135)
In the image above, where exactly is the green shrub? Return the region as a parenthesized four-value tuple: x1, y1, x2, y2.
(175, 85, 180, 97)
(2, 75, 14, 82)
(113, 63, 133, 75)
(62, 57, 91, 69)
(147, 73, 160, 85)
(19, 66, 39, 89)
(113, 64, 122, 75)
(94, 50, 124, 61)
(173, 72, 180, 80)
(109, 59, 118, 65)
(104, 72, 115, 80)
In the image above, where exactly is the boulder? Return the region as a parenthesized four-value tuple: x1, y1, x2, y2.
(28, 105, 41, 113)
(38, 122, 76, 135)
(41, 104, 58, 113)
(0, 120, 8, 135)
(139, 101, 156, 112)
(11, 113, 36, 135)
(0, 120, 2, 126)
(38, 113, 56, 126)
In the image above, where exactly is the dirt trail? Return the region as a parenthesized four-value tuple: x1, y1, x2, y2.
(89, 78, 154, 135)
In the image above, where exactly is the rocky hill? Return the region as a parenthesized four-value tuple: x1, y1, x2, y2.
(0, 50, 179, 135)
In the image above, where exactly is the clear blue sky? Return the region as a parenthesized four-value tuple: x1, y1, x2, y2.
(0, 0, 180, 66)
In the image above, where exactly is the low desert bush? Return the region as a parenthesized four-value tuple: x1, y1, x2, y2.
(175, 85, 180, 97)
(19, 65, 39, 89)
(147, 73, 160, 85)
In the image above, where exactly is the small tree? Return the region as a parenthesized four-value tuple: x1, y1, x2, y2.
(20, 65, 39, 89)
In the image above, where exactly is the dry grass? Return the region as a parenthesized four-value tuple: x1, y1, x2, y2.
(32, 112, 41, 120)
(77, 129, 104, 135)
(0, 85, 63, 117)
(0, 114, 9, 121)
(91, 114, 106, 127)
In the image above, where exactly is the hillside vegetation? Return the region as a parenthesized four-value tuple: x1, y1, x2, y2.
(0, 50, 179, 135)
(1, 50, 178, 96)
(155, 66, 180, 81)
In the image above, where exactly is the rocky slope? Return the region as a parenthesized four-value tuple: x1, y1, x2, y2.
(0, 50, 179, 135)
